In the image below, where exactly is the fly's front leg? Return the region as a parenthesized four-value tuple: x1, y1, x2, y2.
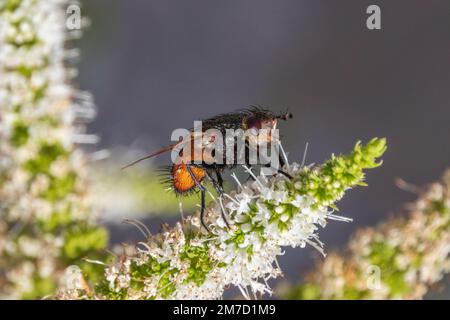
(262, 148, 293, 179)
(243, 140, 256, 181)
(277, 151, 293, 179)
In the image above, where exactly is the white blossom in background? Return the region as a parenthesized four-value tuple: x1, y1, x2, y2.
(0, 0, 106, 299)
(284, 170, 450, 300)
(57, 138, 386, 300)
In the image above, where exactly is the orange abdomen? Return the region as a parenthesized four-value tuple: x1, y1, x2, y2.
(171, 163, 206, 194)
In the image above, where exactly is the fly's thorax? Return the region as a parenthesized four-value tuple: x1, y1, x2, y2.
(172, 126, 281, 167)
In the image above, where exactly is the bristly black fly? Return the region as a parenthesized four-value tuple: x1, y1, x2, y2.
(122, 106, 293, 232)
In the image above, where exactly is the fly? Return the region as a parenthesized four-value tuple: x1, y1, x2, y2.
(122, 106, 293, 232)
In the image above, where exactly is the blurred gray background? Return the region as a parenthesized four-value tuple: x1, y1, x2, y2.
(76, 0, 450, 297)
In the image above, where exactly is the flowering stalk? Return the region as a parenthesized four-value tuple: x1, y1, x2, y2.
(0, 0, 107, 298)
(58, 138, 386, 300)
(283, 170, 450, 300)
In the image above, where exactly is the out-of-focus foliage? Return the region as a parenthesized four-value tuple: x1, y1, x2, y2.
(91, 162, 199, 220)
(281, 170, 450, 300)
(0, 0, 107, 299)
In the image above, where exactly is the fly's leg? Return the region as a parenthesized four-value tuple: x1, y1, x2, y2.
(246, 140, 293, 180)
(186, 164, 209, 232)
(245, 164, 256, 182)
(262, 147, 293, 179)
(276, 168, 293, 179)
(200, 188, 207, 231)
(215, 170, 224, 189)
(276, 151, 293, 179)
(243, 140, 256, 181)
(206, 170, 230, 229)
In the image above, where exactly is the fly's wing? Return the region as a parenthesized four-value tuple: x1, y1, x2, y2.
(121, 133, 195, 170)
(120, 131, 209, 169)
(121, 144, 175, 170)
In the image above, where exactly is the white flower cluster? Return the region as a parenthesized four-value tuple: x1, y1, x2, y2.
(0, 0, 101, 298)
(56, 136, 384, 300)
(97, 163, 352, 300)
(286, 170, 450, 300)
